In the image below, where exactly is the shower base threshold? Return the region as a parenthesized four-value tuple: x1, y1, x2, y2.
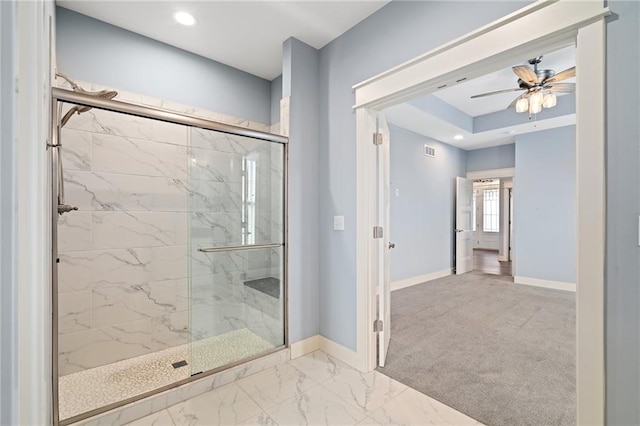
(59, 328, 274, 422)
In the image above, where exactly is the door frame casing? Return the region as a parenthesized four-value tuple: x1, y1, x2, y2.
(353, 1, 608, 424)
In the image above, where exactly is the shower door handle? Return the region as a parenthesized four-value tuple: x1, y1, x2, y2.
(197, 243, 283, 253)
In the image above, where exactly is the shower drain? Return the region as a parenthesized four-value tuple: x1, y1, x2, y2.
(171, 360, 188, 369)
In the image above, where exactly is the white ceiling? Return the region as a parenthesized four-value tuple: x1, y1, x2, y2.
(433, 46, 575, 117)
(384, 102, 576, 150)
(57, 1, 389, 81)
(384, 45, 576, 150)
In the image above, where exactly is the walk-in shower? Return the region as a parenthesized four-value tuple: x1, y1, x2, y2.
(50, 80, 288, 425)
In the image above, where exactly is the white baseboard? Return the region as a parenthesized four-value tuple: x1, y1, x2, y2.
(390, 268, 452, 292)
(318, 336, 361, 370)
(514, 276, 576, 292)
(290, 335, 320, 359)
(291, 334, 361, 370)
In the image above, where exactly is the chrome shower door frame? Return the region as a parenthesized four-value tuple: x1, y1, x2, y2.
(50, 87, 289, 426)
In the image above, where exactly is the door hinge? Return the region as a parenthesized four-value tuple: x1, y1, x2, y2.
(373, 226, 384, 239)
(373, 319, 384, 332)
(373, 132, 383, 145)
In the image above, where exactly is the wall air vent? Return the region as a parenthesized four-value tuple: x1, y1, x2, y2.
(424, 144, 436, 158)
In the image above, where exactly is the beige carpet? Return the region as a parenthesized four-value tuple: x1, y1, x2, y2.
(377, 272, 575, 426)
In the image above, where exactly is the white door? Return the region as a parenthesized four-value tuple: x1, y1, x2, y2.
(455, 177, 474, 274)
(375, 111, 391, 367)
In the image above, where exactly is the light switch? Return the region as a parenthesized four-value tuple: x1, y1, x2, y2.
(334, 215, 345, 231)
(395, 188, 400, 197)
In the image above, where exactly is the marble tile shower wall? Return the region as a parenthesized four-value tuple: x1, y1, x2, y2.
(57, 82, 285, 376)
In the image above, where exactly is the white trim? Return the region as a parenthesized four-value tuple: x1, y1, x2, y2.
(514, 276, 576, 292)
(16, 2, 53, 425)
(391, 269, 452, 292)
(353, 1, 551, 90)
(290, 335, 361, 370)
(356, 108, 378, 372)
(353, 2, 609, 109)
(289, 335, 320, 359)
(467, 167, 515, 180)
(353, 2, 608, 424)
(575, 19, 606, 424)
(318, 336, 361, 371)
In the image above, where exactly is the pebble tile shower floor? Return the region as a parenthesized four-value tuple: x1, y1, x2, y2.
(60, 329, 274, 421)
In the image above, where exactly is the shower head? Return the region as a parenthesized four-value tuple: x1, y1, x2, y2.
(56, 72, 118, 128)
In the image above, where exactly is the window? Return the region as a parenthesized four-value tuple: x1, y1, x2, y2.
(483, 188, 500, 232)
(242, 158, 257, 245)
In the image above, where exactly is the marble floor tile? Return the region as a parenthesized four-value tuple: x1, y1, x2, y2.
(236, 412, 278, 426)
(265, 383, 368, 426)
(357, 417, 382, 425)
(125, 409, 175, 426)
(236, 363, 317, 410)
(322, 369, 407, 414)
(289, 350, 350, 383)
(369, 387, 483, 426)
(166, 383, 261, 425)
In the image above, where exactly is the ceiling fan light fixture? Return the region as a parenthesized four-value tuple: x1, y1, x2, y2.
(529, 102, 543, 114)
(529, 91, 544, 114)
(543, 92, 557, 108)
(515, 98, 529, 113)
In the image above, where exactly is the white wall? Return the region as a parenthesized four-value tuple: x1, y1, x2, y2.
(513, 126, 576, 284)
(389, 125, 466, 282)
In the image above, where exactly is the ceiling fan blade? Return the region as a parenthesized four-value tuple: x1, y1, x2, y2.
(512, 65, 538, 85)
(545, 66, 576, 84)
(470, 88, 524, 99)
(507, 92, 529, 109)
(545, 82, 575, 93)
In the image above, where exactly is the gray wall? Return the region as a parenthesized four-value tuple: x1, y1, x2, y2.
(389, 126, 466, 282)
(317, 0, 529, 350)
(466, 144, 515, 172)
(513, 126, 576, 284)
(282, 38, 320, 343)
(270, 75, 282, 125)
(605, 1, 640, 424)
(0, 1, 17, 423)
(56, 7, 271, 124)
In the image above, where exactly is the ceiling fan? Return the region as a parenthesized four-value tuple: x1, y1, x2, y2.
(470, 56, 575, 115)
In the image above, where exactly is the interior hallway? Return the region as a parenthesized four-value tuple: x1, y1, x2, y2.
(124, 350, 480, 425)
(474, 248, 512, 276)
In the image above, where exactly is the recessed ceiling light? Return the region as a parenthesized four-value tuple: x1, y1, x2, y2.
(174, 11, 196, 26)
(453, 134, 464, 140)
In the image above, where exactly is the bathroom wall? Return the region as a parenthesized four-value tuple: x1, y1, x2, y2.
(57, 81, 284, 375)
(56, 7, 272, 124)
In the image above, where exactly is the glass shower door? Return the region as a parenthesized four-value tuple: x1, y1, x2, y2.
(187, 128, 285, 376)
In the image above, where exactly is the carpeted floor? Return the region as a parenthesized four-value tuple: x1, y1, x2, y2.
(377, 272, 575, 426)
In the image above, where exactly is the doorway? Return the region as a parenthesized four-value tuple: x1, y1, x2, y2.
(353, 2, 608, 424)
(472, 178, 513, 277)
